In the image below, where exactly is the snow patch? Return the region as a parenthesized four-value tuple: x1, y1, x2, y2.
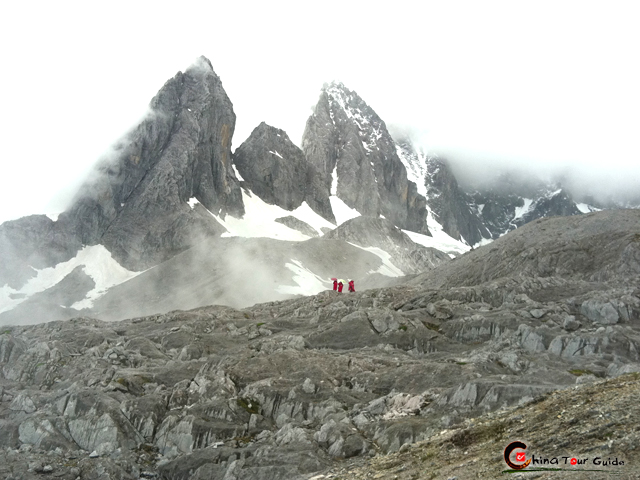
(402, 208, 470, 257)
(576, 203, 601, 213)
(513, 198, 533, 220)
(210, 190, 334, 240)
(276, 260, 330, 295)
(331, 165, 338, 195)
(45, 212, 60, 222)
(232, 164, 244, 181)
(472, 237, 494, 248)
(0, 245, 142, 314)
(330, 196, 361, 226)
(268, 150, 283, 159)
(187, 197, 200, 209)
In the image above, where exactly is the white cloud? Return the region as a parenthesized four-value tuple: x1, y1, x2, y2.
(0, 1, 638, 222)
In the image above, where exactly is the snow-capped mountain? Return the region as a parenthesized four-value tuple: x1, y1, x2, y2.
(394, 138, 606, 246)
(0, 58, 633, 326)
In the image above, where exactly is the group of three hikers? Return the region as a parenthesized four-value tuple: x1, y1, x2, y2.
(332, 278, 355, 293)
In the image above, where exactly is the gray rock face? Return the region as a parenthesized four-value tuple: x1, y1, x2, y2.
(60, 56, 243, 269)
(233, 122, 335, 223)
(423, 157, 491, 245)
(302, 82, 428, 233)
(581, 298, 620, 325)
(274, 216, 319, 237)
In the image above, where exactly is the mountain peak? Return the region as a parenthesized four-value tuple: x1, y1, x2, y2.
(188, 55, 215, 73)
(60, 58, 243, 269)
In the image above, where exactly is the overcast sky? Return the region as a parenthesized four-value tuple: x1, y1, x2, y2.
(1, 1, 638, 222)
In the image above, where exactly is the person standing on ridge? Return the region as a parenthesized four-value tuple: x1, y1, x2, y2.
(332, 278, 338, 291)
(348, 279, 355, 292)
(337, 280, 344, 293)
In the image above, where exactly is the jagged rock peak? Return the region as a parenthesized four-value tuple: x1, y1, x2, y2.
(60, 56, 243, 269)
(303, 82, 429, 234)
(233, 122, 335, 223)
(322, 81, 371, 117)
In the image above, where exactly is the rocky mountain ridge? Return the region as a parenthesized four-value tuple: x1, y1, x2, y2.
(1, 209, 639, 479)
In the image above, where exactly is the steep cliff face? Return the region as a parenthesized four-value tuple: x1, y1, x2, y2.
(233, 122, 335, 223)
(302, 83, 428, 234)
(423, 157, 491, 246)
(59, 57, 243, 269)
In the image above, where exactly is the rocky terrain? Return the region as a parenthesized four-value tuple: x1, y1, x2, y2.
(1, 209, 639, 479)
(319, 373, 640, 479)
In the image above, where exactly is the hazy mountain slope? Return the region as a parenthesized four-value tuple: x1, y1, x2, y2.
(395, 139, 491, 247)
(89, 236, 386, 321)
(90, 216, 451, 322)
(0, 215, 82, 289)
(409, 209, 640, 289)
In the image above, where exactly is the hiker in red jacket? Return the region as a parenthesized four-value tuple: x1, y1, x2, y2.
(332, 278, 338, 291)
(337, 280, 344, 293)
(348, 279, 355, 292)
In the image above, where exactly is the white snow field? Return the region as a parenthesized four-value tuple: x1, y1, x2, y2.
(576, 203, 601, 213)
(210, 189, 335, 240)
(0, 245, 141, 314)
(329, 196, 361, 226)
(276, 260, 331, 295)
(402, 209, 471, 257)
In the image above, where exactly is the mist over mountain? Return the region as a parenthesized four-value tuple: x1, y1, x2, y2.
(1, 55, 640, 480)
(2, 57, 638, 326)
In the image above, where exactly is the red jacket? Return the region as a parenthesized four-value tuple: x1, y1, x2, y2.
(348, 281, 355, 292)
(333, 280, 338, 291)
(337, 282, 343, 293)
